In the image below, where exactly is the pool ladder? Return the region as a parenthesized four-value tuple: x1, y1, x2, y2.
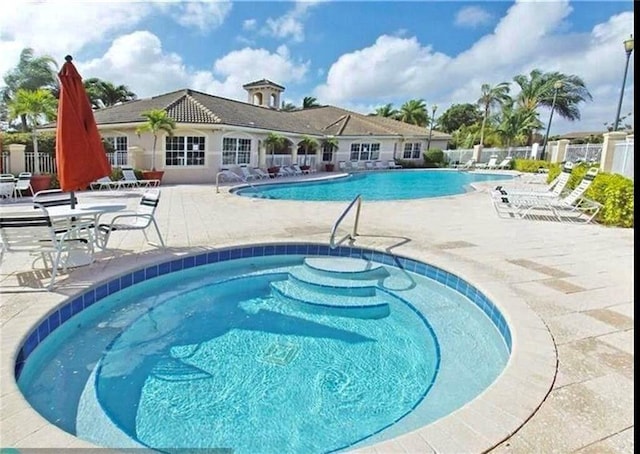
(329, 194, 362, 249)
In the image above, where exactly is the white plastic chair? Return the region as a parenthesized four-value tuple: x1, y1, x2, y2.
(0, 206, 95, 289)
(95, 189, 165, 249)
(14, 172, 33, 197)
(121, 166, 160, 188)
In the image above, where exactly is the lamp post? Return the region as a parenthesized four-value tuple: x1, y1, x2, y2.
(613, 34, 634, 131)
(540, 81, 563, 161)
(427, 104, 437, 151)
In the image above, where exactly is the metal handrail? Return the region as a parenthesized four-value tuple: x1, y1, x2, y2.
(329, 194, 362, 249)
(216, 170, 252, 193)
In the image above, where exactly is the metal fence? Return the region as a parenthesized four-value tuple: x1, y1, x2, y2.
(443, 147, 533, 165)
(565, 144, 602, 164)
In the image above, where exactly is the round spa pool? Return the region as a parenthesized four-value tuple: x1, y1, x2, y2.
(16, 244, 511, 453)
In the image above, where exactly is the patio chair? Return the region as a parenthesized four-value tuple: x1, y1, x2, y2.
(349, 161, 361, 171)
(95, 188, 165, 249)
(0, 175, 15, 201)
(374, 160, 387, 170)
(121, 166, 161, 188)
(338, 161, 348, 172)
(495, 162, 573, 198)
(33, 189, 95, 234)
(476, 156, 498, 169)
(292, 164, 309, 175)
(495, 157, 513, 170)
(365, 161, 375, 171)
(0, 206, 95, 289)
(491, 167, 601, 222)
(453, 158, 476, 170)
(252, 167, 271, 179)
(279, 166, 294, 177)
(387, 160, 402, 169)
(238, 165, 257, 181)
(90, 176, 130, 191)
(14, 172, 33, 197)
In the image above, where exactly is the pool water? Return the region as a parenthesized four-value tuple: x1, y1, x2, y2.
(234, 170, 514, 201)
(18, 253, 509, 453)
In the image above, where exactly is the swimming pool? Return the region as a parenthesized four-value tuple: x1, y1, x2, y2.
(16, 244, 510, 453)
(233, 170, 514, 201)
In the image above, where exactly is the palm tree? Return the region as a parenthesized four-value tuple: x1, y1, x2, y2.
(280, 101, 297, 112)
(2, 48, 58, 131)
(372, 103, 399, 119)
(477, 82, 511, 146)
(264, 132, 286, 167)
(302, 96, 320, 109)
(397, 99, 428, 126)
(298, 135, 319, 166)
(135, 109, 176, 171)
(495, 102, 542, 148)
(7, 88, 57, 174)
(84, 78, 137, 108)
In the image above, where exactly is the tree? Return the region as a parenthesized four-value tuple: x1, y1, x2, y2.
(320, 136, 339, 162)
(298, 135, 319, 166)
(477, 82, 511, 146)
(84, 78, 137, 109)
(436, 103, 482, 133)
(302, 96, 320, 109)
(264, 132, 286, 167)
(371, 103, 399, 119)
(398, 99, 428, 126)
(495, 102, 542, 147)
(7, 88, 58, 174)
(135, 109, 176, 171)
(1, 48, 58, 131)
(280, 101, 297, 112)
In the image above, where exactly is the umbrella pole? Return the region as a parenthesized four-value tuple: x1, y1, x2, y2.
(70, 191, 76, 209)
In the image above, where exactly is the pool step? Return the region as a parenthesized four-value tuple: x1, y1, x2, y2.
(303, 257, 389, 280)
(289, 266, 377, 297)
(271, 280, 390, 319)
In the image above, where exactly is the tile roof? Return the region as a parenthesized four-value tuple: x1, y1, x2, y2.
(87, 88, 450, 139)
(242, 79, 285, 90)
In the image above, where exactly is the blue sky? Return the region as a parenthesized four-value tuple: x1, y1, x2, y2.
(1, 1, 634, 135)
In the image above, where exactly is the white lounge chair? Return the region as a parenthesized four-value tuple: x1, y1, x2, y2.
(477, 156, 498, 169)
(14, 172, 33, 197)
(453, 158, 476, 170)
(365, 161, 375, 171)
(252, 167, 271, 179)
(387, 160, 402, 169)
(238, 165, 257, 181)
(349, 161, 361, 171)
(374, 160, 387, 170)
(495, 162, 573, 198)
(90, 176, 131, 190)
(121, 166, 161, 188)
(95, 188, 165, 249)
(219, 169, 246, 182)
(495, 157, 513, 170)
(338, 161, 348, 172)
(491, 167, 601, 222)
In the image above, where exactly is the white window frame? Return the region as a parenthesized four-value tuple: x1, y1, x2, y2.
(350, 142, 380, 161)
(165, 135, 206, 167)
(403, 142, 422, 159)
(104, 136, 128, 167)
(222, 137, 252, 166)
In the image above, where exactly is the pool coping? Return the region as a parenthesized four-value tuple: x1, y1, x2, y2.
(6, 240, 555, 453)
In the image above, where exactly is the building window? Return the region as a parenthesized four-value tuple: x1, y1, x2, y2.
(222, 137, 252, 166)
(350, 143, 380, 161)
(104, 136, 128, 166)
(403, 142, 422, 159)
(321, 143, 336, 162)
(165, 136, 206, 166)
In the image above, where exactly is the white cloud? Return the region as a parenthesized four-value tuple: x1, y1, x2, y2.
(171, 1, 233, 32)
(243, 19, 257, 31)
(455, 6, 493, 28)
(261, 1, 321, 43)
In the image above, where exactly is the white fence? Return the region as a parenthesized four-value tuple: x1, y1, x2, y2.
(443, 147, 533, 165)
(611, 139, 634, 181)
(565, 144, 602, 164)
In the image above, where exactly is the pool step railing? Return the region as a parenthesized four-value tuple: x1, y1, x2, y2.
(329, 194, 362, 249)
(271, 257, 392, 319)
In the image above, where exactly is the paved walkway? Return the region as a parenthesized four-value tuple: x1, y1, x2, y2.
(0, 174, 634, 452)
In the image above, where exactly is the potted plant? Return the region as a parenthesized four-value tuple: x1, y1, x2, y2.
(7, 88, 57, 192)
(135, 108, 176, 182)
(264, 132, 286, 172)
(325, 163, 335, 172)
(298, 135, 318, 171)
(321, 137, 338, 173)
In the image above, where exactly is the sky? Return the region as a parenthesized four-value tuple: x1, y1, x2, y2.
(0, 0, 634, 135)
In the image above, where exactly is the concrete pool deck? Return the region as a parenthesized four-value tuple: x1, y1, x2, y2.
(0, 172, 634, 452)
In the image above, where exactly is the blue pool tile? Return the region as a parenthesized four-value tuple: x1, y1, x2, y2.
(252, 246, 265, 257)
(183, 256, 196, 268)
(241, 247, 253, 258)
(24, 332, 38, 356)
(14, 361, 24, 378)
(133, 269, 145, 284)
(60, 304, 72, 323)
(158, 262, 171, 275)
(264, 245, 276, 256)
(307, 244, 319, 255)
(83, 290, 96, 308)
(219, 249, 231, 261)
(37, 321, 49, 341)
(71, 297, 84, 315)
(95, 284, 109, 301)
(195, 253, 207, 266)
(170, 259, 184, 272)
(145, 265, 159, 279)
(229, 248, 242, 259)
(295, 244, 308, 255)
(107, 280, 120, 296)
(425, 266, 437, 280)
(120, 273, 133, 289)
(275, 245, 287, 255)
(207, 251, 220, 263)
(47, 311, 61, 333)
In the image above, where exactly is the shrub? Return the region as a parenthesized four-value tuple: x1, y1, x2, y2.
(513, 158, 552, 174)
(586, 172, 634, 227)
(423, 148, 445, 168)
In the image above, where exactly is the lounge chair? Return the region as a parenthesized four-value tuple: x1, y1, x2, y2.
(495, 162, 573, 198)
(121, 166, 161, 188)
(290, 164, 306, 175)
(364, 161, 375, 171)
(90, 176, 132, 190)
(0, 175, 15, 201)
(476, 156, 498, 169)
(95, 188, 165, 249)
(338, 161, 348, 172)
(349, 161, 361, 171)
(219, 169, 245, 182)
(252, 167, 271, 179)
(387, 160, 402, 169)
(374, 160, 387, 170)
(495, 157, 513, 170)
(491, 167, 601, 222)
(453, 158, 476, 170)
(238, 165, 257, 181)
(14, 172, 33, 197)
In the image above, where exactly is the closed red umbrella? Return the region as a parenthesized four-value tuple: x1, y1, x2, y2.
(56, 55, 111, 207)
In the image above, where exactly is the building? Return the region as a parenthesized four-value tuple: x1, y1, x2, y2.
(89, 80, 451, 184)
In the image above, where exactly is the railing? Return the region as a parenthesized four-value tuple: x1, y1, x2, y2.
(330, 194, 362, 249)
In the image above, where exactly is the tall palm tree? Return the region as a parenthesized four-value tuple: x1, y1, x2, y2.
(280, 101, 297, 112)
(398, 99, 428, 126)
(7, 88, 58, 174)
(264, 132, 286, 167)
(135, 109, 176, 171)
(298, 135, 319, 166)
(495, 102, 542, 148)
(302, 96, 320, 109)
(2, 48, 58, 131)
(372, 103, 399, 119)
(477, 82, 511, 146)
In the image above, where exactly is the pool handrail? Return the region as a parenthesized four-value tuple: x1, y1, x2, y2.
(329, 194, 362, 249)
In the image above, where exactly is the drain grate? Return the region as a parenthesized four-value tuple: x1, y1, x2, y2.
(258, 341, 300, 366)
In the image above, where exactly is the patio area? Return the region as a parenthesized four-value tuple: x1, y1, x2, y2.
(0, 177, 634, 452)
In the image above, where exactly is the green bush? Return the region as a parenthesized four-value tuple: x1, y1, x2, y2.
(395, 159, 422, 168)
(513, 158, 552, 174)
(586, 172, 634, 227)
(423, 148, 445, 168)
